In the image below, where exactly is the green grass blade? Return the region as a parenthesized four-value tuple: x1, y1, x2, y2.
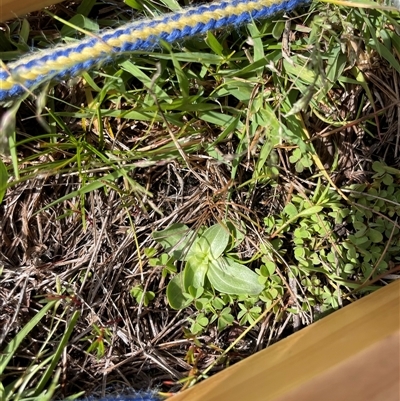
(0, 158, 8, 204)
(77, 0, 97, 16)
(34, 311, 80, 396)
(0, 301, 57, 376)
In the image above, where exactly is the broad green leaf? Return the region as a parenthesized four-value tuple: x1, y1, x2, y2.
(167, 272, 191, 310)
(184, 258, 209, 291)
(197, 224, 229, 260)
(152, 223, 190, 248)
(207, 258, 263, 295)
(152, 223, 192, 259)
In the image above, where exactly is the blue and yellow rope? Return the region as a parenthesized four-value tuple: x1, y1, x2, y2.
(0, 0, 306, 102)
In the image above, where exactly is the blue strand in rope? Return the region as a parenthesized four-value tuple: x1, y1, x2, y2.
(0, 0, 307, 102)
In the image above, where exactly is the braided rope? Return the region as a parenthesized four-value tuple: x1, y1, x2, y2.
(0, 0, 306, 102)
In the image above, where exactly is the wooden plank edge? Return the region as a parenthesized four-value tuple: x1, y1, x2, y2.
(275, 330, 400, 401)
(170, 280, 400, 401)
(0, 0, 64, 23)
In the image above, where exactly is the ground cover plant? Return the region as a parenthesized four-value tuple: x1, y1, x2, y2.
(1, 0, 400, 399)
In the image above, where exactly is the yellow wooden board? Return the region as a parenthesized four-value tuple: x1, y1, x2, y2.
(171, 280, 400, 401)
(0, 0, 64, 22)
(276, 330, 400, 401)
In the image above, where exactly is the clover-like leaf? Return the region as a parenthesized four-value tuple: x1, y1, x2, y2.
(217, 307, 235, 330)
(283, 202, 298, 218)
(368, 228, 383, 243)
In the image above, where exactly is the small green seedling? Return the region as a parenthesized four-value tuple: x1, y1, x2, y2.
(152, 222, 263, 310)
(130, 285, 156, 306)
(83, 324, 112, 359)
